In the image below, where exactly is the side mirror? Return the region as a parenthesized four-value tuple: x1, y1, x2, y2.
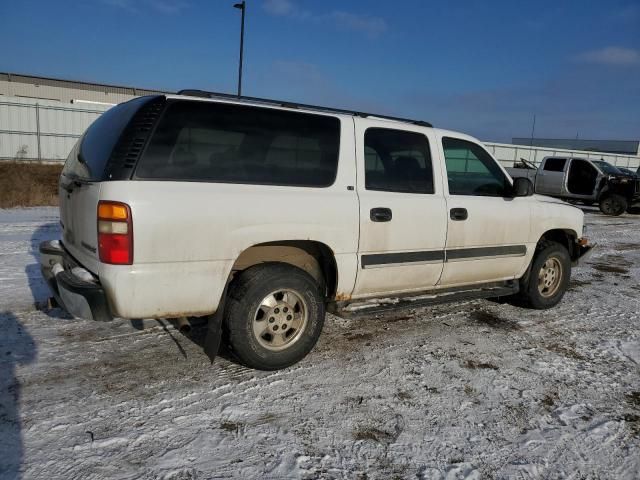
(511, 177, 534, 197)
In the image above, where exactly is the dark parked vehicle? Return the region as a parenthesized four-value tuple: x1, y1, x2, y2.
(618, 166, 638, 176)
(507, 157, 640, 216)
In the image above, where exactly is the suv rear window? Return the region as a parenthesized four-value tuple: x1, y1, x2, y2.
(135, 101, 340, 187)
(63, 96, 151, 181)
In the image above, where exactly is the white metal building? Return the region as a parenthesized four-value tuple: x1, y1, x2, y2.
(0, 72, 165, 104)
(0, 72, 166, 161)
(1, 72, 639, 169)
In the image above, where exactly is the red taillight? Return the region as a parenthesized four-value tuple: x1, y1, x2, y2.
(97, 201, 133, 265)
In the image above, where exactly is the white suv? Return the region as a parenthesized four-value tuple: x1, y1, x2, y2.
(40, 91, 593, 370)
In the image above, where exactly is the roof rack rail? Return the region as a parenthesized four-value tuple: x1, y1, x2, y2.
(175, 89, 433, 128)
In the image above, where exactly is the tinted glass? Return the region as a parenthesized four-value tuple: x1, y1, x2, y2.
(135, 101, 340, 187)
(443, 137, 508, 196)
(592, 160, 621, 174)
(364, 128, 434, 194)
(65, 96, 151, 180)
(543, 158, 566, 172)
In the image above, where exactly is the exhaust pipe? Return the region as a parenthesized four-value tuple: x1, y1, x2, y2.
(174, 316, 191, 334)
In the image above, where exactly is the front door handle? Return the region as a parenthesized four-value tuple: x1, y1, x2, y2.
(450, 208, 468, 221)
(370, 207, 392, 222)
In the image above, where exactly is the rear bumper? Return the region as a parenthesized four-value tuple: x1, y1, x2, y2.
(39, 240, 113, 321)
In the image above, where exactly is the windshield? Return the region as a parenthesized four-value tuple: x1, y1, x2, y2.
(592, 160, 622, 175)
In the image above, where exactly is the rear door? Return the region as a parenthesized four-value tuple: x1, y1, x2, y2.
(352, 119, 447, 298)
(438, 135, 531, 286)
(536, 157, 567, 195)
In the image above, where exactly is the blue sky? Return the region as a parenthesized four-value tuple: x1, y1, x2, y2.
(2, 0, 639, 142)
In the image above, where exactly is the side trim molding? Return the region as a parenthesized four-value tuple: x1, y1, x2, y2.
(446, 245, 527, 261)
(361, 245, 527, 268)
(361, 251, 444, 268)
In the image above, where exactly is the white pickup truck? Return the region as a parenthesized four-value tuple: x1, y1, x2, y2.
(40, 91, 592, 370)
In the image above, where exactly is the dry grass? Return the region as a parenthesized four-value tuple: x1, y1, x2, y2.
(0, 161, 62, 208)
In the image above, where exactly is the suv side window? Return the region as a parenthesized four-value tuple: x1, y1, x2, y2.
(135, 101, 340, 187)
(543, 158, 566, 172)
(364, 128, 434, 194)
(442, 137, 508, 197)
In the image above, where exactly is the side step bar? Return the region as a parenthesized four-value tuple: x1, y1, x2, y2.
(331, 281, 519, 318)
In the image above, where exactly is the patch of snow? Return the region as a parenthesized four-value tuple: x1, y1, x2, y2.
(0, 207, 639, 479)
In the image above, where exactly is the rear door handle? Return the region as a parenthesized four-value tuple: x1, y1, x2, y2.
(450, 208, 468, 221)
(370, 207, 392, 222)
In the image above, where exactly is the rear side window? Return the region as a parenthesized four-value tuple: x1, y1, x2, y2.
(364, 128, 434, 194)
(543, 158, 566, 172)
(443, 137, 508, 196)
(135, 101, 340, 187)
(64, 96, 151, 180)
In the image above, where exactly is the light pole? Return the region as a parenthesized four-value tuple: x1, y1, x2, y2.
(233, 1, 246, 97)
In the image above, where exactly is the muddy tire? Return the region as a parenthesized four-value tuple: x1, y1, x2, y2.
(518, 241, 571, 309)
(224, 263, 325, 370)
(599, 194, 627, 216)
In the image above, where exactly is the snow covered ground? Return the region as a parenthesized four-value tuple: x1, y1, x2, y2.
(1, 207, 639, 480)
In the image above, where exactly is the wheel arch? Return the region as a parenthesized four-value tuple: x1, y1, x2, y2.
(517, 228, 577, 297)
(538, 228, 579, 260)
(231, 241, 338, 300)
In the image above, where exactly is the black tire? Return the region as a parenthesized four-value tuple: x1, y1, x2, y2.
(627, 206, 640, 215)
(518, 241, 571, 309)
(224, 263, 325, 370)
(599, 194, 627, 216)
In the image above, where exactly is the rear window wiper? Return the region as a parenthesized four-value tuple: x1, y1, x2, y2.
(61, 172, 94, 193)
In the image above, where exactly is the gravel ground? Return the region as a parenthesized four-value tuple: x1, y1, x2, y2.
(1, 207, 639, 480)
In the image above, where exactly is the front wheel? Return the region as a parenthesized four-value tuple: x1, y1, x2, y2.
(627, 206, 640, 215)
(599, 194, 627, 216)
(518, 242, 571, 309)
(224, 263, 325, 370)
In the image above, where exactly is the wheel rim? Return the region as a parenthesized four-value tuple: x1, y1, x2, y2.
(537, 256, 563, 298)
(252, 289, 308, 351)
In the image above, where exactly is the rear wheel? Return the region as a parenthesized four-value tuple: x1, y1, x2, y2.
(599, 194, 627, 216)
(224, 263, 325, 370)
(518, 241, 571, 309)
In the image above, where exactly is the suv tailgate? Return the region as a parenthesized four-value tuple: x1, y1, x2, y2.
(59, 172, 101, 274)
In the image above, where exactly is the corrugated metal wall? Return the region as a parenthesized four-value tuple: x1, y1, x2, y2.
(0, 72, 164, 104)
(0, 96, 111, 161)
(511, 137, 640, 156)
